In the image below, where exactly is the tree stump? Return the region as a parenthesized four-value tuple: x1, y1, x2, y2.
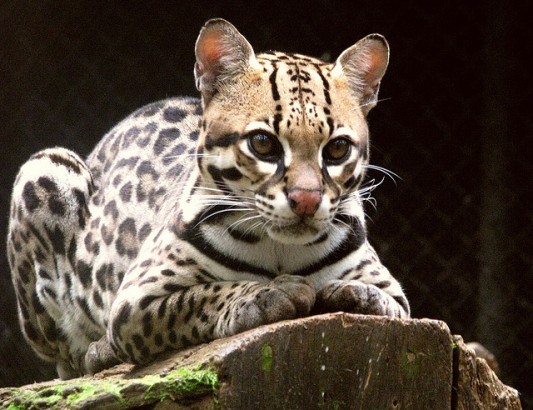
(0, 313, 521, 409)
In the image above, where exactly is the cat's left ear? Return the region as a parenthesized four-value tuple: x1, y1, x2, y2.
(332, 34, 389, 116)
(194, 18, 257, 105)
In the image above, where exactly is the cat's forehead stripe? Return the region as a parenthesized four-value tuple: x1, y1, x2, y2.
(258, 53, 334, 136)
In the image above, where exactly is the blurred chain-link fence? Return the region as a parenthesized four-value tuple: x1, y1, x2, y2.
(1, 0, 531, 406)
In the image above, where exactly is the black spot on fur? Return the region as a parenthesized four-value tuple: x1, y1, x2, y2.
(119, 182, 133, 202)
(96, 263, 114, 291)
(115, 218, 138, 259)
(104, 200, 119, 220)
(17, 260, 32, 284)
(77, 260, 93, 288)
(37, 176, 58, 194)
(93, 291, 104, 309)
(154, 128, 180, 155)
(44, 225, 66, 255)
(375, 280, 391, 289)
(48, 196, 65, 216)
(162, 143, 185, 165)
(132, 333, 145, 350)
(122, 127, 141, 148)
(125, 343, 135, 361)
(157, 297, 169, 318)
(77, 297, 97, 324)
(167, 312, 177, 330)
(22, 182, 40, 212)
(169, 330, 177, 344)
(163, 107, 187, 123)
(161, 269, 175, 276)
(101, 225, 114, 246)
(163, 283, 187, 292)
(140, 295, 159, 310)
(112, 302, 132, 337)
(32, 292, 45, 314)
(142, 312, 153, 337)
(115, 156, 140, 170)
(355, 259, 372, 271)
(73, 188, 90, 228)
(39, 152, 82, 174)
(138, 223, 152, 242)
(38, 268, 52, 280)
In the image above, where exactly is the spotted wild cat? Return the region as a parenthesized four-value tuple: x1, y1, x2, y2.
(7, 18, 410, 379)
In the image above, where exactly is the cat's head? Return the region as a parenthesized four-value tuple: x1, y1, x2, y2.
(194, 19, 388, 245)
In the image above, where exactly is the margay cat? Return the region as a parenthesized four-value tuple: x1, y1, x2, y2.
(7, 19, 410, 379)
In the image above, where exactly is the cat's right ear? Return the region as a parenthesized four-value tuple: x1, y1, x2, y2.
(194, 19, 256, 105)
(331, 34, 389, 116)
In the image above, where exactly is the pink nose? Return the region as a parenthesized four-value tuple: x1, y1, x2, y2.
(288, 189, 322, 216)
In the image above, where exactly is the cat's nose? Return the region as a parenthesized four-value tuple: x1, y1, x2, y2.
(288, 189, 322, 217)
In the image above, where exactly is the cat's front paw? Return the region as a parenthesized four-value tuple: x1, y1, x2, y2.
(314, 280, 392, 317)
(230, 275, 315, 334)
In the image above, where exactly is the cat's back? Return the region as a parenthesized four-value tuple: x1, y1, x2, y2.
(86, 96, 203, 193)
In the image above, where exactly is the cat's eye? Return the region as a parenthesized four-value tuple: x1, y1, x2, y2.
(323, 138, 352, 164)
(247, 132, 282, 162)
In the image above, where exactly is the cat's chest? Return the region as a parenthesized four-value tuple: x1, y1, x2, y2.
(196, 222, 356, 278)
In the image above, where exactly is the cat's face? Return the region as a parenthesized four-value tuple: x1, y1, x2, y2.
(194, 19, 387, 245)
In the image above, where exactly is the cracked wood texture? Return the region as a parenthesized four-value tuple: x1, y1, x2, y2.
(0, 313, 521, 409)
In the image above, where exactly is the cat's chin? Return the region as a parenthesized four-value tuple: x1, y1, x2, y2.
(266, 223, 326, 245)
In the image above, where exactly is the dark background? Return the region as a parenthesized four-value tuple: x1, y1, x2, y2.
(1, 0, 531, 406)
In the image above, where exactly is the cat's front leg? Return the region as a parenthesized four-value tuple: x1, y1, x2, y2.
(107, 272, 315, 365)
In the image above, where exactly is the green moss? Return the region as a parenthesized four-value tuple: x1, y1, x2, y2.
(1, 367, 218, 409)
(261, 343, 273, 374)
(402, 350, 421, 379)
(144, 367, 219, 402)
(64, 381, 125, 405)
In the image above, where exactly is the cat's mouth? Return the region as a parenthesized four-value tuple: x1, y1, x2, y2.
(266, 219, 327, 245)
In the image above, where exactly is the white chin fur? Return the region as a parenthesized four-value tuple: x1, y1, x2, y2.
(266, 223, 323, 245)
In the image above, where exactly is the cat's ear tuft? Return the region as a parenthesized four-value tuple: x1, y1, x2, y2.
(194, 19, 256, 104)
(332, 34, 389, 115)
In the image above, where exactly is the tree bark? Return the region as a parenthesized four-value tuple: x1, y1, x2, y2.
(0, 313, 521, 409)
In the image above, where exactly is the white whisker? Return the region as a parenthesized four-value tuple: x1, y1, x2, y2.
(224, 213, 263, 237)
(195, 197, 255, 206)
(195, 206, 254, 227)
(364, 164, 401, 184)
(359, 97, 392, 108)
(332, 216, 355, 236)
